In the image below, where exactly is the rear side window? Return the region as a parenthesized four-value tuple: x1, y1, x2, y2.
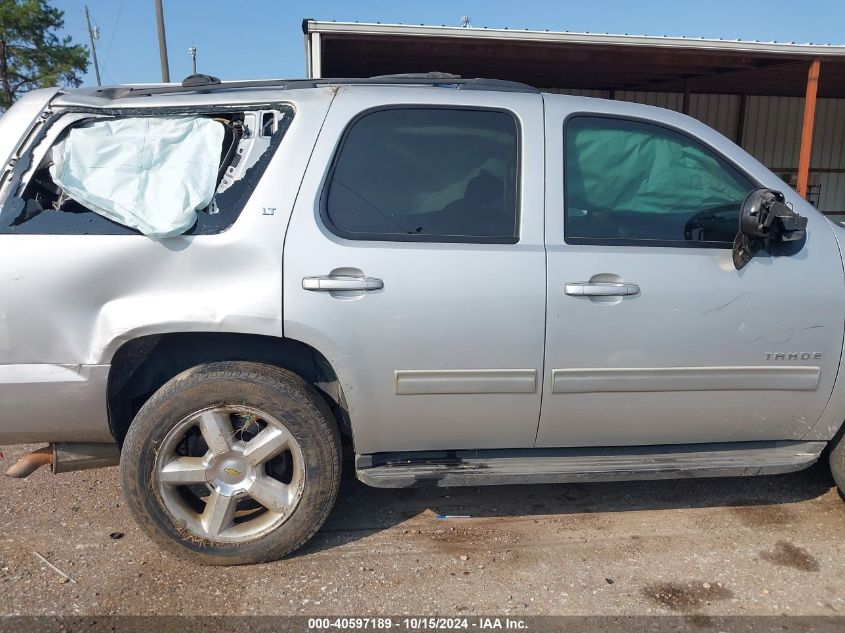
(564, 116, 754, 246)
(0, 106, 292, 237)
(323, 108, 519, 243)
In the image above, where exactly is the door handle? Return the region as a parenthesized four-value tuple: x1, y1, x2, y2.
(302, 275, 384, 292)
(564, 282, 640, 297)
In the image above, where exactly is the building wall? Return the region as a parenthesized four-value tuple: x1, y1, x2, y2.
(551, 89, 845, 214)
(742, 96, 845, 215)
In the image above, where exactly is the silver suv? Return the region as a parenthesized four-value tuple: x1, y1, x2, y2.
(2, 74, 844, 565)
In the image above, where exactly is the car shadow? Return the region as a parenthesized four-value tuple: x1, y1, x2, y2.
(294, 456, 839, 557)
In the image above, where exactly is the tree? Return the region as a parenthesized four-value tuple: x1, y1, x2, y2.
(0, 0, 88, 111)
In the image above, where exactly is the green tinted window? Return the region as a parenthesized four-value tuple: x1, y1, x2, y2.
(564, 116, 753, 245)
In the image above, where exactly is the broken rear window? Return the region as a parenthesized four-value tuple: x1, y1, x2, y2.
(0, 105, 293, 237)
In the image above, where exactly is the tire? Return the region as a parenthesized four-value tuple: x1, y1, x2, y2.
(120, 361, 341, 565)
(830, 426, 845, 496)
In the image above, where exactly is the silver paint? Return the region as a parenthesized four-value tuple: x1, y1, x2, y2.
(536, 95, 845, 447)
(283, 87, 547, 453)
(0, 81, 843, 462)
(0, 87, 335, 443)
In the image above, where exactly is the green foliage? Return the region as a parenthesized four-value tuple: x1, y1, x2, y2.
(0, 0, 88, 110)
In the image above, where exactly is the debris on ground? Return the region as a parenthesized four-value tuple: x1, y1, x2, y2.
(32, 551, 77, 584)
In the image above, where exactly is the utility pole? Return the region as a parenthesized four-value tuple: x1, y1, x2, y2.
(84, 5, 102, 86)
(154, 0, 170, 82)
(188, 45, 197, 75)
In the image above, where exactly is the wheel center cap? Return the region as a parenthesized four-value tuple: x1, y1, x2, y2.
(208, 454, 251, 490)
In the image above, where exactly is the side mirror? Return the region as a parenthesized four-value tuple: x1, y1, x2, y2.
(732, 189, 808, 270)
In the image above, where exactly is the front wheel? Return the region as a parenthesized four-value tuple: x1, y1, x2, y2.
(120, 361, 341, 565)
(831, 426, 845, 498)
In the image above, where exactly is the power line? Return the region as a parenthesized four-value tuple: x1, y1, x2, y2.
(102, 0, 126, 74)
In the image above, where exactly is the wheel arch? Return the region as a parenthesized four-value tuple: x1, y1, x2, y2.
(107, 332, 351, 447)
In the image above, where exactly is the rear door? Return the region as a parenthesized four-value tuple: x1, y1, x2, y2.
(284, 87, 546, 454)
(537, 96, 845, 447)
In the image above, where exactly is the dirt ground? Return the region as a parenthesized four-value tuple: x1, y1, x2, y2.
(1, 442, 844, 617)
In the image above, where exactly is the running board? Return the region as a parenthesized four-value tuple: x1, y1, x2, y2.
(355, 441, 826, 488)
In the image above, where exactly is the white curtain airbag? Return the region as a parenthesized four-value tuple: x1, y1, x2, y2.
(49, 116, 224, 238)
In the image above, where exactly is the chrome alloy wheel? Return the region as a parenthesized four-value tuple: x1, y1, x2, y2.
(154, 406, 305, 543)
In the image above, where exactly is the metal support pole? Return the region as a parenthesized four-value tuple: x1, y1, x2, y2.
(735, 93, 747, 146)
(797, 58, 821, 199)
(310, 33, 321, 79)
(154, 0, 170, 83)
(84, 5, 101, 86)
(189, 45, 197, 75)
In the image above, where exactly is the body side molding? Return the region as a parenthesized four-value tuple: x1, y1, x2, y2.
(395, 369, 537, 395)
(551, 366, 820, 394)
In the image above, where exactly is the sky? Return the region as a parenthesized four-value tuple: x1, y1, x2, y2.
(52, 0, 845, 87)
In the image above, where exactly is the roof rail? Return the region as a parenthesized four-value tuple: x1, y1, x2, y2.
(91, 73, 539, 99)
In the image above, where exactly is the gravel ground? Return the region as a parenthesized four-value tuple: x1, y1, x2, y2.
(1, 442, 844, 617)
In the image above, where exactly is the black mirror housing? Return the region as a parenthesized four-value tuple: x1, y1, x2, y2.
(733, 189, 807, 270)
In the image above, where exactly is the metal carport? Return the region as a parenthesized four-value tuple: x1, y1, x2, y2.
(303, 19, 845, 217)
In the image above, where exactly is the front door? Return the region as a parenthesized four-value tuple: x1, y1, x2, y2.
(537, 99, 845, 447)
(284, 88, 547, 454)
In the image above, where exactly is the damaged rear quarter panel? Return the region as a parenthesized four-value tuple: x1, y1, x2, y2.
(0, 90, 334, 443)
(0, 88, 60, 176)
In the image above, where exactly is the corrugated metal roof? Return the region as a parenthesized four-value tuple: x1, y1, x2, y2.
(303, 20, 845, 58)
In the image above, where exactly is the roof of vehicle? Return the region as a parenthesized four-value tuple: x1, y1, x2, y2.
(56, 73, 541, 104)
(45, 73, 713, 142)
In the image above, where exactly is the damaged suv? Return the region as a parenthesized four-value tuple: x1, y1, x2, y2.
(2, 74, 845, 565)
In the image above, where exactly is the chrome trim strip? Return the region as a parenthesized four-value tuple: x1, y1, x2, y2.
(395, 369, 537, 395)
(551, 366, 821, 394)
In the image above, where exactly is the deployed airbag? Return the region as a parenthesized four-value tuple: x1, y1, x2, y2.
(49, 116, 224, 238)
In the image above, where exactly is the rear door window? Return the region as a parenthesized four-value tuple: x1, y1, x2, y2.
(323, 108, 519, 243)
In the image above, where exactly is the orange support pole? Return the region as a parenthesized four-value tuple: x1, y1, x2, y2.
(797, 58, 821, 198)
